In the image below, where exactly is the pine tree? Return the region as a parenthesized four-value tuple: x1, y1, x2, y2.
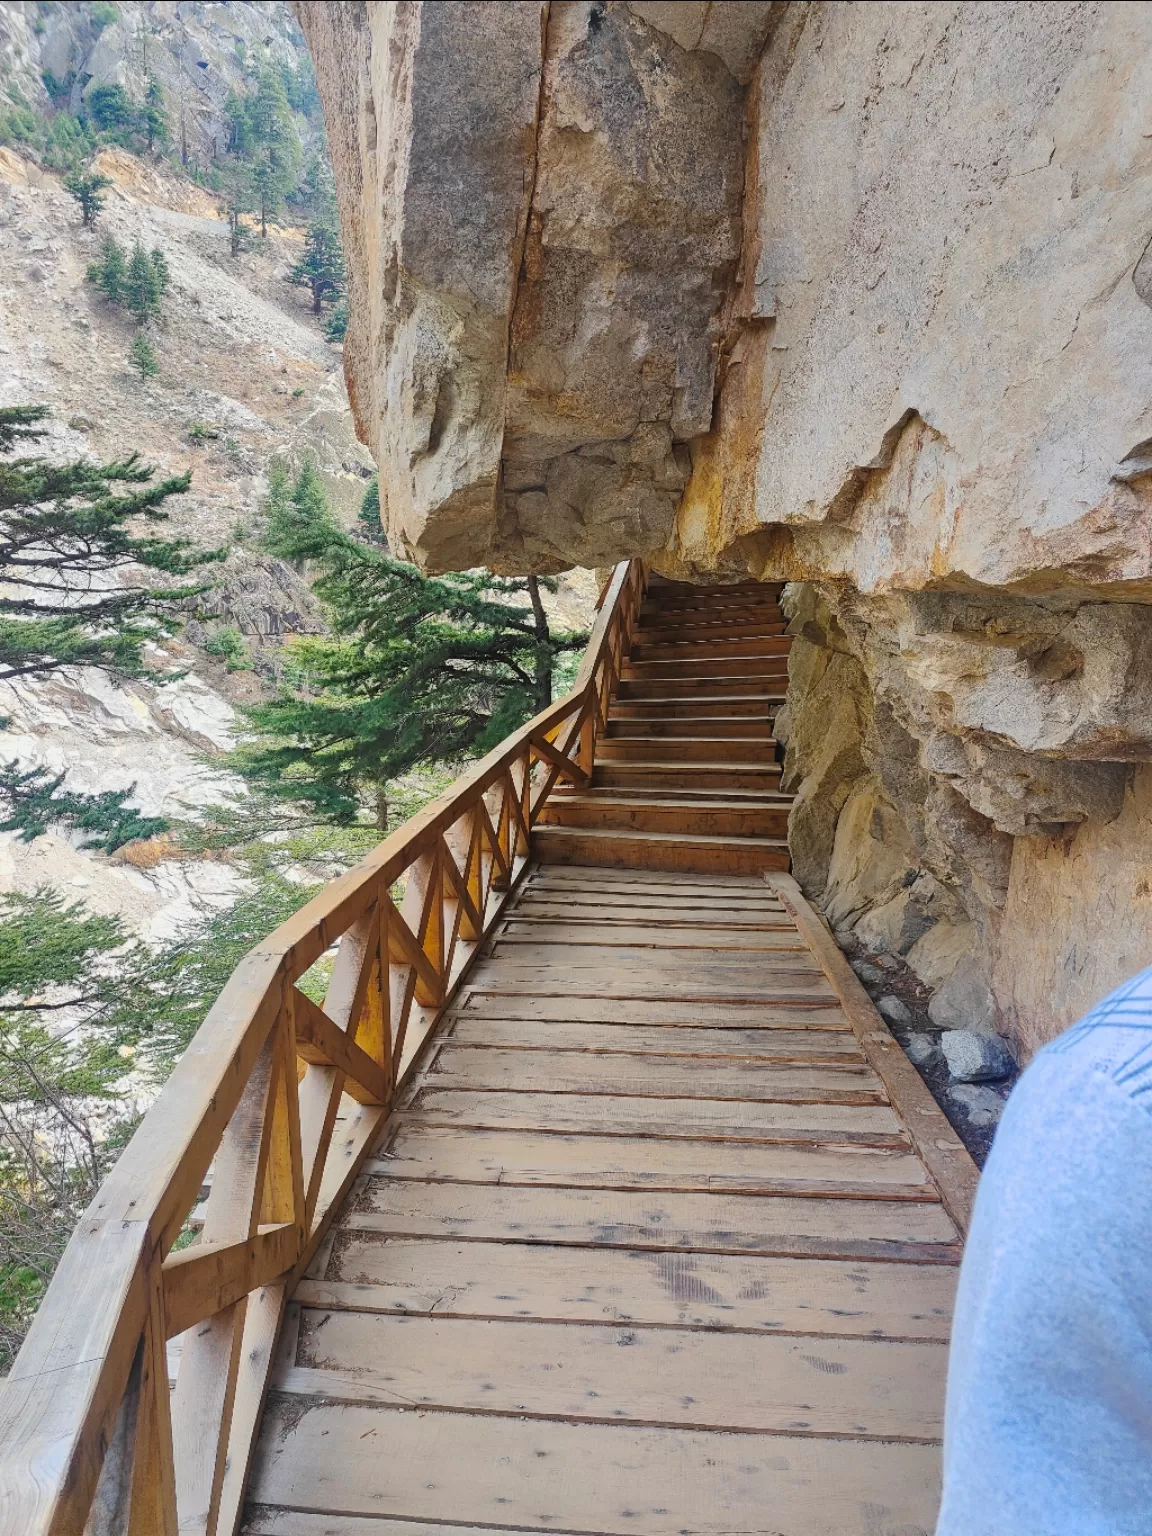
(289, 221, 345, 315)
(323, 298, 348, 344)
(239, 64, 302, 238)
(263, 458, 338, 570)
(218, 161, 254, 257)
(63, 168, 112, 229)
(124, 242, 164, 326)
(86, 234, 126, 301)
(0, 404, 219, 681)
(0, 764, 167, 853)
(357, 476, 384, 544)
(140, 75, 169, 154)
(237, 467, 587, 827)
(129, 332, 158, 378)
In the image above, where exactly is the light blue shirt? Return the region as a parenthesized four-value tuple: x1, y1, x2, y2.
(937, 965, 1152, 1535)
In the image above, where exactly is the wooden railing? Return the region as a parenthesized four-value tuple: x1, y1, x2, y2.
(0, 558, 647, 1536)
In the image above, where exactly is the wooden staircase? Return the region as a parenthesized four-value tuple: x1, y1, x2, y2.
(536, 576, 793, 874)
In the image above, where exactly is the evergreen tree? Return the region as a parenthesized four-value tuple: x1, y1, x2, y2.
(322, 298, 348, 344)
(263, 458, 337, 570)
(218, 161, 254, 256)
(124, 242, 164, 326)
(140, 75, 168, 154)
(86, 83, 135, 137)
(129, 332, 158, 378)
(289, 221, 345, 315)
(236, 64, 301, 237)
(357, 475, 384, 544)
(0, 404, 219, 681)
(238, 467, 587, 827)
(0, 763, 167, 853)
(86, 234, 126, 301)
(63, 168, 112, 229)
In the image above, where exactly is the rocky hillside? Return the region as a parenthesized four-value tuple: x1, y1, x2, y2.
(302, 0, 1152, 1063)
(0, 133, 377, 937)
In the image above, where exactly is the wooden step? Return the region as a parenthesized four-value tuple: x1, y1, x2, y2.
(631, 636, 792, 663)
(641, 600, 784, 623)
(597, 737, 777, 763)
(594, 760, 784, 791)
(607, 716, 775, 739)
(647, 580, 785, 601)
(533, 823, 791, 875)
(538, 792, 791, 838)
(611, 694, 785, 716)
(637, 619, 787, 644)
(622, 656, 790, 681)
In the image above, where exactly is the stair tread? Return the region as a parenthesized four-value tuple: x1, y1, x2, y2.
(534, 825, 790, 850)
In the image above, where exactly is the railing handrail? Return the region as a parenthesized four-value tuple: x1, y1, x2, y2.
(0, 557, 648, 1536)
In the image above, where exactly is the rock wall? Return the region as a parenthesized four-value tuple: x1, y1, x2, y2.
(303, 0, 1152, 1055)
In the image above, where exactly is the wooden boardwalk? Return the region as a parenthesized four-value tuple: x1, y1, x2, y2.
(1, 563, 977, 1536)
(244, 865, 975, 1536)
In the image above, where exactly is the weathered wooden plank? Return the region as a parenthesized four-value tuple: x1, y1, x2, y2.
(424, 1046, 882, 1101)
(458, 993, 847, 1026)
(244, 1516, 560, 1536)
(161, 1222, 296, 1339)
(248, 1403, 943, 1536)
(401, 1088, 904, 1145)
(368, 1125, 929, 1195)
(480, 945, 814, 972)
(495, 923, 804, 950)
(466, 967, 837, 1000)
(443, 1017, 862, 1056)
(510, 901, 792, 925)
(350, 1180, 961, 1260)
(301, 1236, 956, 1339)
(283, 1313, 945, 1439)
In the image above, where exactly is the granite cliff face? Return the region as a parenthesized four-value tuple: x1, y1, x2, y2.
(301, 0, 1152, 1055)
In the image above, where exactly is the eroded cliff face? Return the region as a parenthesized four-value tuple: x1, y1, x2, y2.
(302, 0, 1152, 1056)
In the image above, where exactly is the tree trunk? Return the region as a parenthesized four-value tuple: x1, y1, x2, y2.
(312, 283, 323, 314)
(526, 575, 552, 713)
(375, 786, 389, 834)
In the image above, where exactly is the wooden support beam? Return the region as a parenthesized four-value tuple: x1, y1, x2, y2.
(162, 1223, 297, 1340)
(292, 988, 391, 1105)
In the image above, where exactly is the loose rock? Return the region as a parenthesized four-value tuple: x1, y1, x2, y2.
(904, 1032, 940, 1069)
(948, 1083, 1008, 1129)
(877, 995, 912, 1025)
(941, 1029, 1015, 1084)
(850, 960, 886, 986)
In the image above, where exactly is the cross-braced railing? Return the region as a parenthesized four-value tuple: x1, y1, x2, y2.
(0, 558, 648, 1536)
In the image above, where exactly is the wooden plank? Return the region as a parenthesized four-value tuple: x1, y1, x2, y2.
(368, 1125, 930, 1195)
(423, 1046, 881, 1101)
(282, 1313, 945, 1439)
(161, 1222, 296, 1338)
(442, 1017, 862, 1057)
(475, 949, 821, 975)
(458, 994, 847, 1026)
(351, 1180, 961, 1261)
(496, 922, 805, 950)
(767, 875, 981, 1236)
(401, 1089, 905, 1145)
(301, 1236, 956, 1338)
(248, 1402, 943, 1535)
(466, 967, 836, 1000)
(525, 872, 780, 897)
(511, 901, 791, 925)
(245, 1514, 569, 1536)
